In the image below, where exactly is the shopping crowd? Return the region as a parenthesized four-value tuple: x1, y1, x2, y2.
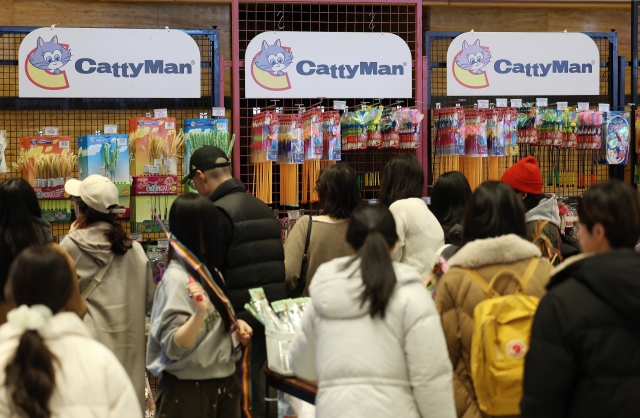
(0, 146, 638, 418)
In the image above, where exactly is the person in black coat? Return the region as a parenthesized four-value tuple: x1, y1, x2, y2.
(521, 180, 640, 418)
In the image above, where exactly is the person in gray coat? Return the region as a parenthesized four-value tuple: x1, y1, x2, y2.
(61, 175, 154, 410)
(290, 205, 456, 418)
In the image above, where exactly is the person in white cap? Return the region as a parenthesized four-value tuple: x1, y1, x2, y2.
(61, 175, 155, 410)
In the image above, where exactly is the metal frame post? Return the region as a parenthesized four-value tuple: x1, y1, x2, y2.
(631, 1, 639, 184)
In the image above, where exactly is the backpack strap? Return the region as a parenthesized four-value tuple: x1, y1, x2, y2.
(464, 268, 497, 298)
(81, 252, 115, 301)
(464, 257, 540, 298)
(519, 257, 540, 289)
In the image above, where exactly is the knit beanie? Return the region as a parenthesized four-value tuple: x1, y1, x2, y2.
(501, 156, 543, 195)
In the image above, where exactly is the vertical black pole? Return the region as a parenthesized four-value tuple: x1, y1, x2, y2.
(631, 1, 639, 184)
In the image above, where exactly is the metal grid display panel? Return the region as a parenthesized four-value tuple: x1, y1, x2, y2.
(426, 32, 617, 199)
(238, 3, 420, 205)
(0, 28, 220, 240)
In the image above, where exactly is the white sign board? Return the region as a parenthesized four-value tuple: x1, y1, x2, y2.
(447, 32, 600, 96)
(19, 28, 201, 98)
(244, 32, 412, 98)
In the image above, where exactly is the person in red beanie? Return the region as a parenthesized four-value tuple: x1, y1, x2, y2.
(501, 156, 562, 252)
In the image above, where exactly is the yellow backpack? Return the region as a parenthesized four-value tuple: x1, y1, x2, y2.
(465, 258, 540, 416)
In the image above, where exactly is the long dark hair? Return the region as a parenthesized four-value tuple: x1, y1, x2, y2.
(379, 153, 424, 207)
(4, 245, 73, 418)
(578, 180, 640, 249)
(345, 205, 398, 319)
(77, 201, 132, 255)
(0, 178, 47, 301)
(461, 181, 527, 246)
(430, 171, 472, 233)
(169, 194, 232, 331)
(316, 164, 361, 219)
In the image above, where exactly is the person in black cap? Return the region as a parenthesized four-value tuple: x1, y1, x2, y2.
(182, 146, 286, 418)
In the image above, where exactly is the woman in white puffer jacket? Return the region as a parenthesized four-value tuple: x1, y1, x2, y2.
(290, 205, 456, 418)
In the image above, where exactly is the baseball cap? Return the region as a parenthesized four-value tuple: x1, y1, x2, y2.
(65, 175, 124, 214)
(181, 146, 231, 185)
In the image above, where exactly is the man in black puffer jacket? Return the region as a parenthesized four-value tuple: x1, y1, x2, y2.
(183, 146, 286, 418)
(521, 180, 640, 418)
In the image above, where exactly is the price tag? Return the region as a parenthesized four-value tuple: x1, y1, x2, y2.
(211, 107, 226, 117)
(130, 233, 142, 242)
(557, 102, 568, 111)
(154, 108, 168, 118)
(58, 140, 70, 149)
(578, 102, 590, 111)
(333, 100, 346, 110)
(496, 99, 508, 108)
(598, 103, 610, 112)
(511, 99, 522, 108)
(477, 100, 489, 109)
(43, 126, 59, 136)
(104, 124, 118, 134)
(157, 239, 170, 248)
(536, 98, 548, 107)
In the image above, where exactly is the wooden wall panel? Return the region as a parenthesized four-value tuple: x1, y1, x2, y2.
(5, 0, 232, 95)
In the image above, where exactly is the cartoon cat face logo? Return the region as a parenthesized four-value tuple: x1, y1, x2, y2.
(456, 39, 491, 75)
(452, 39, 491, 89)
(251, 39, 293, 91)
(25, 35, 71, 90)
(29, 36, 72, 74)
(254, 39, 294, 76)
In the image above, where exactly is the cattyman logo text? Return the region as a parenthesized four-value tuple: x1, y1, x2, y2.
(296, 61, 405, 79)
(75, 59, 194, 77)
(493, 60, 594, 77)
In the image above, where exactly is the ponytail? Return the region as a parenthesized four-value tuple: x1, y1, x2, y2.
(356, 231, 397, 318)
(345, 204, 399, 319)
(5, 331, 57, 418)
(78, 203, 132, 255)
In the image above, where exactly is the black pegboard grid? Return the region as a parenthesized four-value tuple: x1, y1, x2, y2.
(426, 32, 618, 199)
(238, 2, 421, 206)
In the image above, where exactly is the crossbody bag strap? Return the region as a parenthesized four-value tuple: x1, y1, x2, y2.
(81, 252, 115, 301)
(294, 216, 313, 297)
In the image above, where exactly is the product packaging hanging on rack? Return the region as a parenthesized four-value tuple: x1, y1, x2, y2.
(251, 111, 279, 163)
(14, 137, 77, 222)
(277, 113, 304, 165)
(128, 117, 181, 176)
(302, 108, 323, 160)
(366, 106, 384, 148)
(321, 111, 341, 161)
(517, 104, 537, 145)
(434, 107, 465, 157)
(397, 108, 423, 149)
(563, 110, 579, 150)
(464, 110, 488, 157)
(78, 133, 131, 219)
(380, 108, 399, 150)
(604, 111, 630, 165)
(577, 111, 603, 150)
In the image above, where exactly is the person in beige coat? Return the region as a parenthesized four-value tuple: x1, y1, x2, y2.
(61, 175, 155, 410)
(435, 182, 552, 418)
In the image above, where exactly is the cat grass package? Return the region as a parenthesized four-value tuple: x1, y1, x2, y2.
(78, 134, 129, 183)
(129, 117, 181, 175)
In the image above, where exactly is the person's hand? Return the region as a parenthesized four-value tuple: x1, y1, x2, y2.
(69, 220, 80, 232)
(236, 319, 253, 346)
(186, 282, 208, 315)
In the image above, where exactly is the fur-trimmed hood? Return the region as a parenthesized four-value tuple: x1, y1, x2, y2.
(447, 234, 542, 270)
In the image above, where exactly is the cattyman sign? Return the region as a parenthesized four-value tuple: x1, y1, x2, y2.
(447, 32, 600, 96)
(19, 28, 201, 98)
(245, 31, 413, 98)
